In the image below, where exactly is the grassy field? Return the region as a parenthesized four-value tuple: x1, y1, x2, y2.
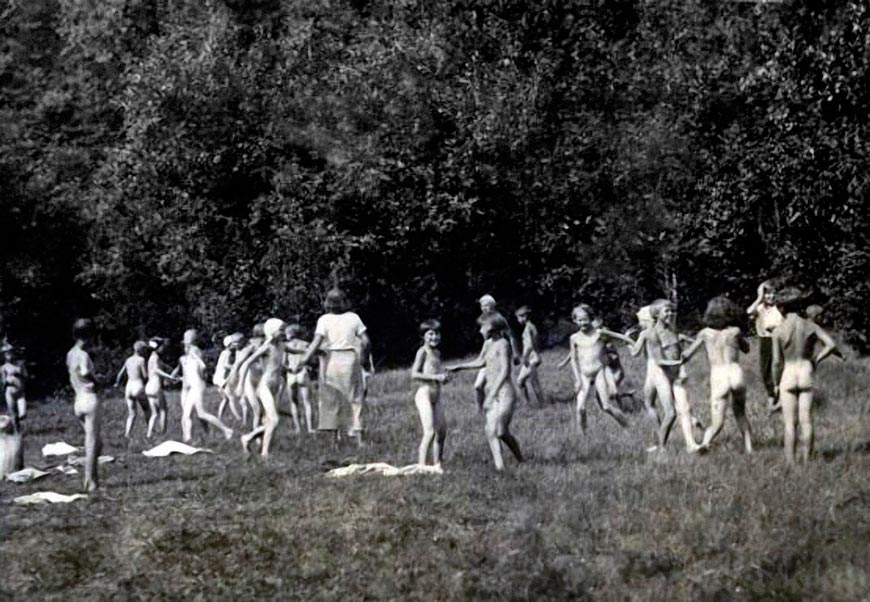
(2, 346, 870, 601)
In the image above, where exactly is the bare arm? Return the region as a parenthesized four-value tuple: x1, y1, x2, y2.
(811, 323, 837, 367)
(359, 332, 372, 367)
(771, 334, 783, 394)
(411, 348, 446, 383)
(294, 334, 325, 371)
(629, 330, 647, 357)
(747, 283, 765, 316)
(599, 328, 635, 346)
(569, 338, 580, 387)
(114, 363, 127, 387)
(681, 330, 705, 361)
(447, 342, 487, 372)
(238, 340, 273, 382)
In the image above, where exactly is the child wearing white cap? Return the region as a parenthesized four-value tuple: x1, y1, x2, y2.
(214, 333, 244, 421)
(238, 318, 287, 455)
(145, 337, 176, 437)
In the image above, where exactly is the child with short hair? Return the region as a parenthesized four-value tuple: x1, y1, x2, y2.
(214, 333, 243, 421)
(515, 306, 546, 406)
(145, 337, 177, 437)
(411, 319, 449, 467)
(238, 318, 286, 455)
(226, 323, 265, 428)
(771, 288, 837, 463)
(747, 280, 784, 409)
(1, 342, 27, 424)
(568, 304, 633, 434)
(115, 340, 150, 439)
(682, 297, 753, 453)
(473, 295, 519, 409)
(284, 323, 314, 434)
(449, 314, 523, 471)
(173, 329, 233, 442)
(66, 319, 102, 491)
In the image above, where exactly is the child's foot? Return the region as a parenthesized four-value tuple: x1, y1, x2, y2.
(240, 435, 252, 453)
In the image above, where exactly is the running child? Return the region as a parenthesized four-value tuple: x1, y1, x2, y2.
(515, 306, 546, 406)
(173, 329, 233, 442)
(411, 319, 449, 467)
(284, 323, 314, 434)
(66, 318, 102, 491)
(226, 323, 265, 429)
(214, 333, 243, 421)
(681, 297, 753, 453)
(145, 337, 177, 437)
(448, 314, 523, 471)
(115, 340, 150, 439)
(771, 288, 837, 463)
(568, 304, 632, 434)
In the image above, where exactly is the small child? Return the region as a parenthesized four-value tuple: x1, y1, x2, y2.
(473, 295, 519, 408)
(145, 337, 177, 437)
(284, 323, 314, 434)
(411, 319, 449, 467)
(226, 323, 265, 429)
(771, 288, 837, 463)
(66, 318, 102, 491)
(568, 304, 633, 434)
(515, 306, 546, 406)
(747, 280, 784, 409)
(173, 329, 233, 442)
(681, 297, 753, 453)
(214, 333, 243, 421)
(238, 318, 286, 456)
(115, 340, 150, 439)
(1, 342, 27, 424)
(449, 314, 523, 471)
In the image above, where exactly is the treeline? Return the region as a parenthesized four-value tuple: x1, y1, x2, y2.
(2, 0, 868, 392)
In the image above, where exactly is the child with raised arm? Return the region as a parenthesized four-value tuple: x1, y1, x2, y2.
(568, 305, 632, 434)
(226, 323, 265, 429)
(284, 323, 314, 434)
(66, 319, 102, 491)
(214, 333, 243, 421)
(1, 342, 27, 424)
(515, 306, 546, 406)
(747, 280, 784, 409)
(145, 337, 177, 437)
(641, 301, 701, 452)
(115, 340, 150, 439)
(448, 314, 523, 471)
(770, 288, 837, 463)
(411, 320, 449, 467)
(174, 329, 233, 442)
(682, 297, 753, 453)
(238, 318, 286, 456)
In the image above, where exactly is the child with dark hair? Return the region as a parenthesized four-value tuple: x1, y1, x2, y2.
(66, 318, 102, 491)
(682, 297, 753, 453)
(448, 314, 524, 471)
(747, 280, 784, 409)
(411, 319, 449, 468)
(770, 287, 837, 463)
(1, 342, 27, 424)
(515, 306, 546, 406)
(284, 323, 314, 434)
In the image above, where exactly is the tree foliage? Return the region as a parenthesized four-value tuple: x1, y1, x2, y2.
(1, 0, 868, 389)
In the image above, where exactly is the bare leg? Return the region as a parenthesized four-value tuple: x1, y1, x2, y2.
(415, 387, 435, 466)
(191, 388, 233, 440)
(798, 390, 814, 462)
(180, 386, 194, 442)
(673, 382, 699, 452)
(146, 396, 160, 438)
(286, 386, 301, 433)
(517, 366, 532, 405)
(594, 371, 629, 427)
(732, 386, 753, 453)
(700, 394, 726, 449)
(474, 369, 486, 411)
(244, 379, 261, 429)
(485, 408, 505, 471)
(529, 368, 546, 406)
(653, 372, 676, 449)
(780, 388, 798, 464)
(125, 396, 137, 439)
(575, 376, 592, 434)
(299, 386, 314, 433)
(79, 410, 101, 492)
(433, 396, 446, 466)
(157, 392, 167, 434)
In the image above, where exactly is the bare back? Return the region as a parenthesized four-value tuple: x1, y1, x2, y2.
(125, 355, 147, 383)
(484, 338, 513, 395)
(774, 315, 821, 362)
(701, 327, 746, 366)
(261, 342, 287, 390)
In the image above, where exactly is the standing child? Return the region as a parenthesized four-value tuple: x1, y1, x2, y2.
(115, 341, 150, 439)
(214, 333, 243, 421)
(238, 318, 286, 456)
(568, 304, 632, 434)
(771, 288, 837, 463)
(66, 319, 102, 491)
(681, 297, 753, 453)
(1, 342, 27, 424)
(284, 323, 314, 434)
(145, 337, 176, 437)
(173, 329, 233, 442)
(227, 323, 265, 429)
(411, 320, 449, 468)
(473, 295, 519, 409)
(747, 280, 784, 410)
(449, 314, 523, 471)
(515, 306, 546, 406)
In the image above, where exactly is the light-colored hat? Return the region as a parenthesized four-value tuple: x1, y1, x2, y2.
(478, 294, 496, 306)
(182, 329, 198, 345)
(263, 318, 286, 339)
(222, 334, 234, 348)
(636, 306, 653, 323)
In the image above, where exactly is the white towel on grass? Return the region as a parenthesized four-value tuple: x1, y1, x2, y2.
(55, 465, 79, 475)
(142, 441, 213, 458)
(5, 467, 50, 483)
(13, 491, 88, 505)
(67, 455, 115, 466)
(41, 442, 80, 457)
(326, 463, 444, 478)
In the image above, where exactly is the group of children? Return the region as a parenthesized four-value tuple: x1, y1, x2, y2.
(0, 279, 842, 489)
(409, 285, 839, 472)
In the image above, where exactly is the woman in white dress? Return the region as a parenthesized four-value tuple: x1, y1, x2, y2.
(292, 289, 371, 443)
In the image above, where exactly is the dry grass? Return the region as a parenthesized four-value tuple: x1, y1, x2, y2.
(2, 346, 870, 601)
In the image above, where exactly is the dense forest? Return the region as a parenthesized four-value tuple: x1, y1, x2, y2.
(1, 0, 868, 391)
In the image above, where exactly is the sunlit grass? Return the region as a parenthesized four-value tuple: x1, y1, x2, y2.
(2, 346, 870, 600)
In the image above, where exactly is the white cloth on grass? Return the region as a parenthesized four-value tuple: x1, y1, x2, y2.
(67, 455, 115, 466)
(326, 463, 444, 478)
(5, 467, 50, 483)
(41, 442, 80, 457)
(55, 465, 79, 475)
(142, 441, 213, 457)
(14, 491, 87, 505)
